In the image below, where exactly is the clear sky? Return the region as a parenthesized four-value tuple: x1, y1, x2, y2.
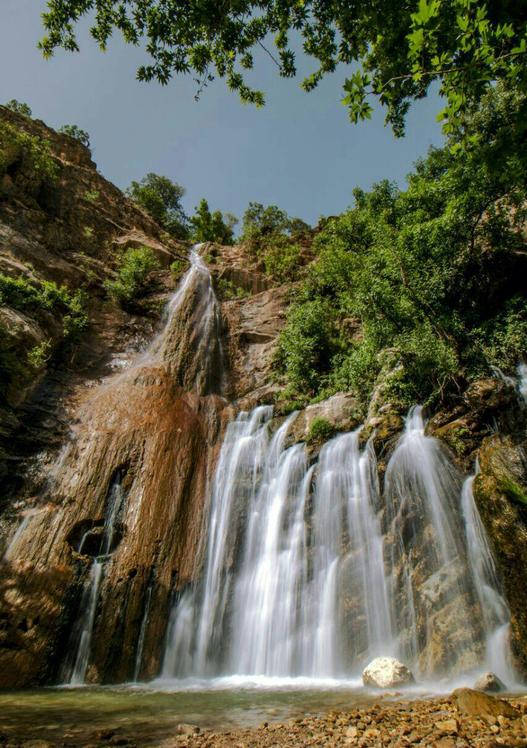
(1, 0, 444, 226)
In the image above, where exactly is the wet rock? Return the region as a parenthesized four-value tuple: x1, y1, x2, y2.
(362, 656, 414, 688)
(474, 672, 507, 693)
(176, 724, 201, 735)
(451, 688, 519, 719)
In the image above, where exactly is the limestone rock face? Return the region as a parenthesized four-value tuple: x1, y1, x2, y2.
(362, 656, 414, 688)
(474, 671, 506, 693)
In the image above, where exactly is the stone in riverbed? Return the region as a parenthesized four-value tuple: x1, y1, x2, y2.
(176, 723, 200, 735)
(451, 688, 518, 719)
(362, 657, 414, 688)
(474, 671, 506, 693)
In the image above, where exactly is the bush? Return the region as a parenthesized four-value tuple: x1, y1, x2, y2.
(216, 278, 248, 300)
(307, 417, 336, 444)
(0, 123, 57, 181)
(5, 100, 32, 117)
(104, 247, 160, 305)
(58, 124, 91, 149)
(240, 202, 309, 282)
(0, 273, 87, 339)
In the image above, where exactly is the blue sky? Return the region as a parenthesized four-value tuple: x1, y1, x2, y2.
(1, 0, 443, 225)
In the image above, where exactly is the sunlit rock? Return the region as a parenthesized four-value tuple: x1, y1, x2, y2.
(362, 656, 414, 688)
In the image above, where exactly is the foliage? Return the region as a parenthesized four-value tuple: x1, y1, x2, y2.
(0, 273, 87, 338)
(39, 1, 527, 140)
(84, 189, 100, 202)
(0, 122, 58, 181)
(278, 85, 527, 407)
(170, 259, 188, 278)
(216, 278, 248, 300)
(27, 340, 52, 369)
(241, 202, 309, 281)
(307, 417, 336, 444)
(104, 246, 160, 305)
(58, 124, 91, 149)
(126, 173, 189, 239)
(190, 199, 237, 245)
(5, 99, 32, 117)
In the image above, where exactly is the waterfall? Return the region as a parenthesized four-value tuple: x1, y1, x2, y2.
(518, 362, 527, 404)
(384, 406, 481, 675)
(146, 245, 224, 395)
(62, 474, 127, 684)
(461, 473, 514, 683)
(163, 412, 393, 680)
(64, 561, 104, 685)
(133, 568, 156, 682)
(161, 403, 513, 684)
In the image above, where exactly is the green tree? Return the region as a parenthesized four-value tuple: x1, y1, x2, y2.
(126, 173, 189, 239)
(191, 199, 237, 245)
(278, 84, 527, 407)
(5, 100, 32, 117)
(40, 1, 527, 138)
(58, 124, 91, 149)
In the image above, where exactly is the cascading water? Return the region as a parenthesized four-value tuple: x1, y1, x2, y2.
(162, 403, 513, 685)
(62, 475, 126, 685)
(146, 245, 224, 395)
(461, 471, 513, 683)
(58, 244, 225, 685)
(518, 362, 527, 404)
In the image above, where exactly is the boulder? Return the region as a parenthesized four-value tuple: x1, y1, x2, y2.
(451, 688, 518, 719)
(362, 656, 414, 688)
(474, 671, 507, 693)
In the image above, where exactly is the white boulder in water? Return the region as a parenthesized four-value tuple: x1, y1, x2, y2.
(362, 657, 414, 688)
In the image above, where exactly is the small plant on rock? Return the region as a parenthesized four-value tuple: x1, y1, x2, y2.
(104, 246, 160, 305)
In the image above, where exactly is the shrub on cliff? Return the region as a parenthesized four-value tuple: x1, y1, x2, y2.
(0, 122, 57, 183)
(104, 246, 160, 306)
(0, 273, 87, 339)
(126, 173, 189, 239)
(58, 124, 91, 150)
(5, 100, 32, 117)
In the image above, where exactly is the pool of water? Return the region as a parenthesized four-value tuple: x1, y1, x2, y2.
(0, 679, 412, 745)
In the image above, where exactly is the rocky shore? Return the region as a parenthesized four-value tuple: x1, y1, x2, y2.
(163, 690, 527, 748)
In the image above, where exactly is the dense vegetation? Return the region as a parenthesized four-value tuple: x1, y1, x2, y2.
(126, 173, 189, 240)
(277, 85, 527, 411)
(40, 1, 527, 139)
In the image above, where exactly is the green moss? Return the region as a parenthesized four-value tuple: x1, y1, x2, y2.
(499, 476, 527, 507)
(307, 417, 336, 444)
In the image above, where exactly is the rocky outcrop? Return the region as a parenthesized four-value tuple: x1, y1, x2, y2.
(362, 656, 414, 688)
